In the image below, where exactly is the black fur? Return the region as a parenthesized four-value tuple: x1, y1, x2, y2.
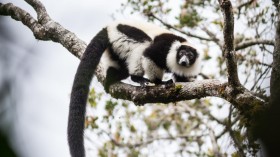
(144, 33, 186, 69)
(104, 46, 129, 91)
(105, 66, 129, 91)
(174, 74, 190, 82)
(117, 24, 152, 43)
(68, 28, 109, 157)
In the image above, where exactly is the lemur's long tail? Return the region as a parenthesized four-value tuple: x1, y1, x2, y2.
(68, 28, 108, 157)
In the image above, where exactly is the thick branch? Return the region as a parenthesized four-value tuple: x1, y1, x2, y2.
(108, 80, 226, 105)
(106, 79, 266, 118)
(235, 39, 275, 51)
(0, 3, 47, 40)
(0, 2, 86, 58)
(219, 0, 241, 87)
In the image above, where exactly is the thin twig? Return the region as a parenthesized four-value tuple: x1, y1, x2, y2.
(206, 125, 225, 157)
(236, 0, 255, 10)
(147, 13, 212, 41)
(228, 127, 246, 157)
(201, 26, 223, 48)
(216, 117, 240, 139)
(102, 130, 202, 148)
(250, 66, 271, 91)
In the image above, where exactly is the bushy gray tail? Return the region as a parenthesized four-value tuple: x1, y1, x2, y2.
(68, 28, 108, 157)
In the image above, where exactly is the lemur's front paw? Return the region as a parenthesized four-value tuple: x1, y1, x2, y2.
(154, 79, 174, 87)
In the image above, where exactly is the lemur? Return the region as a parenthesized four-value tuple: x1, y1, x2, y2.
(68, 21, 201, 157)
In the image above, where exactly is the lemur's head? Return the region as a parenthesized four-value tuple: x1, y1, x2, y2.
(167, 40, 201, 77)
(176, 45, 199, 67)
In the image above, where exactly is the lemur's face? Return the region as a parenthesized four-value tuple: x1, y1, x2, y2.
(176, 45, 198, 67)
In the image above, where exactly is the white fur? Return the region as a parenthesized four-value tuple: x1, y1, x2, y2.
(107, 23, 133, 59)
(166, 41, 201, 77)
(125, 21, 171, 39)
(142, 57, 164, 81)
(126, 42, 150, 76)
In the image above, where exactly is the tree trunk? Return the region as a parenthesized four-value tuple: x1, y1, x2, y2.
(258, 5, 280, 156)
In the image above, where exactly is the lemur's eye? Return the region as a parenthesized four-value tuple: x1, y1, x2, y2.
(179, 50, 186, 56)
(188, 53, 194, 59)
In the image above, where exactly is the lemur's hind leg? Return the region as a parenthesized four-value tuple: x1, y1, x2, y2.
(126, 50, 150, 87)
(104, 67, 129, 92)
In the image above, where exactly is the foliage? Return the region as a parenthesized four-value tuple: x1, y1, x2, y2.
(85, 0, 276, 156)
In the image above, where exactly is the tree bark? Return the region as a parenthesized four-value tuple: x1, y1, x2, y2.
(257, 2, 280, 156)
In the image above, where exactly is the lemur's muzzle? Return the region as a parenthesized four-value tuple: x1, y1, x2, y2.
(179, 55, 189, 66)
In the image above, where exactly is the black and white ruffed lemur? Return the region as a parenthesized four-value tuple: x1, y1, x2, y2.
(68, 21, 201, 157)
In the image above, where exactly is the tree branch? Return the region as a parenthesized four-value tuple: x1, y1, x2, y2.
(206, 125, 225, 157)
(235, 39, 274, 51)
(201, 26, 223, 48)
(108, 79, 227, 105)
(24, 0, 51, 24)
(102, 130, 202, 148)
(228, 127, 246, 157)
(219, 0, 241, 87)
(0, 3, 47, 40)
(236, 52, 272, 68)
(216, 116, 240, 139)
(0, 2, 86, 58)
(236, 0, 255, 10)
(147, 13, 212, 41)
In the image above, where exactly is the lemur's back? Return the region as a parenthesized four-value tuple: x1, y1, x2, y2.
(107, 20, 171, 39)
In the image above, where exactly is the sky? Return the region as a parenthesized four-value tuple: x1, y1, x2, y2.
(0, 0, 137, 156)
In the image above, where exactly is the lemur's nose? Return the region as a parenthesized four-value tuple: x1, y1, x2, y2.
(181, 61, 187, 66)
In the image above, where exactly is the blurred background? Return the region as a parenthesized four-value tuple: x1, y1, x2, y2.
(0, 0, 275, 157)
